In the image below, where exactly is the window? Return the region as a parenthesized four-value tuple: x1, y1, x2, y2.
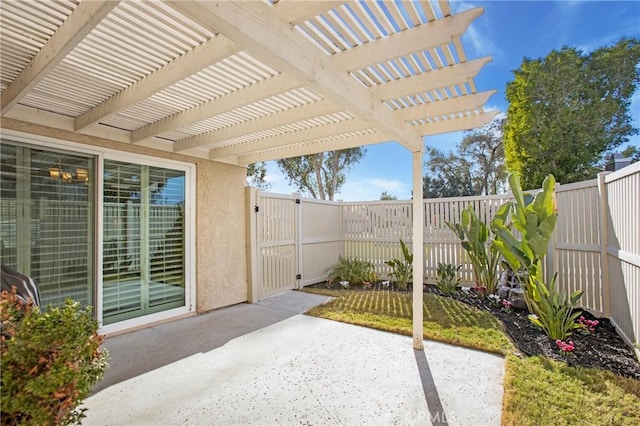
(0, 142, 94, 307)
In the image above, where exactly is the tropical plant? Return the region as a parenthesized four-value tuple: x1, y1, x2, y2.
(327, 257, 377, 288)
(384, 239, 413, 290)
(490, 173, 558, 307)
(435, 263, 462, 294)
(447, 206, 501, 293)
(1, 289, 108, 425)
(527, 274, 584, 340)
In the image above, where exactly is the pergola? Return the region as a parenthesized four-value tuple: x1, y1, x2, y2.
(0, 0, 496, 348)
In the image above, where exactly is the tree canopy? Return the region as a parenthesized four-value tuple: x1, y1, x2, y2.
(380, 191, 397, 200)
(246, 162, 271, 191)
(423, 114, 506, 198)
(277, 148, 365, 201)
(504, 38, 640, 189)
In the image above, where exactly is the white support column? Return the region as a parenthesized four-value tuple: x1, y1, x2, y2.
(412, 147, 425, 350)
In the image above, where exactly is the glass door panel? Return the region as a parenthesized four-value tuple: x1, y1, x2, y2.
(102, 160, 185, 324)
(0, 142, 94, 308)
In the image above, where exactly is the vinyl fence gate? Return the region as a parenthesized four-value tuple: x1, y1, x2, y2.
(245, 187, 342, 302)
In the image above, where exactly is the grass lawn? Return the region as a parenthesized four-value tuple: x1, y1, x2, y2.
(303, 288, 640, 425)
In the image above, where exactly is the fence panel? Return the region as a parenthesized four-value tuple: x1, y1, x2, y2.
(604, 163, 640, 346)
(553, 180, 603, 312)
(299, 198, 342, 286)
(343, 195, 511, 284)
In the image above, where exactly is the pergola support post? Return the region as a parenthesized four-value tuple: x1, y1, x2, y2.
(412, 147, 424, 350)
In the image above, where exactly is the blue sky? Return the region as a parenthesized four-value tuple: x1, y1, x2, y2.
(264, 0, 640, 200)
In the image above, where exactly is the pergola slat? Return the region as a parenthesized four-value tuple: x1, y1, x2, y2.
(75, 34, 238, 131)
(413, 110, 499, 136)
(396, 90, 496, 122)
(179, 99, 341, 151)
(372, 57, 491, 100)
(169, 0, 424, 151)
(237, 132, 384, 165)
(210, 118, 371, 159)
(1, 1, 118, 114)
(332, 7, 483, 71)
(164, 74, 303, 149)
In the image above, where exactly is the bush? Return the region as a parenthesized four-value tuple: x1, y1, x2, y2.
(526, 274, 584, 340)
(327, 257, 377, 288)
(436, 263, 462, 294)
(1, 289, 108, 425)
(384, 239, 413, 290)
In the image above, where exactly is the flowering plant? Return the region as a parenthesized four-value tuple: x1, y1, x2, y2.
(501, 299, 513, 312)
(577, 316, 599, 334)
(471, 286, 487, 296)
(488, 294, 500, 307)
(556, 339, 575, 353)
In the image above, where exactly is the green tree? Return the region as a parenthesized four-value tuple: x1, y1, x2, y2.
(380, 191, 397, 200)
(246, 162, 271, 191)
(423, 147, 475, 198)
(276, 148, 365, 201)
(459, 114, 507, 195)
(504, 38, 640, 189)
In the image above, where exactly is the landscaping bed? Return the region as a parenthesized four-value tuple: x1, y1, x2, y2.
(428, 286, 640, 380)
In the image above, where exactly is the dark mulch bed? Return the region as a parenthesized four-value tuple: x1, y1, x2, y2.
(427, 286, 640, 379)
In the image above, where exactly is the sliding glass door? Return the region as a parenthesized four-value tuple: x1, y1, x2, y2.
(0, 142, 94, 307)
(102, 159, 186, 324)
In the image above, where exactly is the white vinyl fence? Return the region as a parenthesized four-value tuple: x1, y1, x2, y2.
(247, 163, 640, 346)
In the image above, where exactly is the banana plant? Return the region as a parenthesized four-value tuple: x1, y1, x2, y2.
(384, 239, 413, 290)
(490, 173, 558, 308)
(446, 206, 501, 293)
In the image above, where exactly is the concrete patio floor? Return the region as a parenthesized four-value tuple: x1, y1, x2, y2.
(82, 291, 505, 426)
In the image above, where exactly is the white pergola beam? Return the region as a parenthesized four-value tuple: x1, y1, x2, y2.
(333, 7, 483, 71)
(168, 0, 422, 151)
(396, 90, 496, 122)
(371, 57, 491, 101)
(273, 0, 338, 24)
(141, 73, 300, 147)
(237, 132, 385, 164)
(210, 118, 371, 159)
(1, 1, 118, 114)
(176, 99, 341, 151)
(75, 34, 238, 131)
(415, 110, 499, 136)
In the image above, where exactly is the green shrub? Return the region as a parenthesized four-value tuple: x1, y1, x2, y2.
(447, 206, 501, 293)
(436, 263, 462, 294)
(527, 274, 584, 340)
(1, 289, 108, 425)
(384, 239, 413, 290)
(327, 257, 377, 288)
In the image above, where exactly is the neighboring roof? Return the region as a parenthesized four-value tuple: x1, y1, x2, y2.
(0, 0, 497, 164)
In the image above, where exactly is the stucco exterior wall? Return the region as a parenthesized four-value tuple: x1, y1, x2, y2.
(0, 118, 248, 313)
(195, 161, 248, 310)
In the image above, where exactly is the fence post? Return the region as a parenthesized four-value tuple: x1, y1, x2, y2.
(294, 193, 302, 290)
(338, 199, 344, 258)
(245, 187, 260, 303)
(597, 172, 611, 317)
